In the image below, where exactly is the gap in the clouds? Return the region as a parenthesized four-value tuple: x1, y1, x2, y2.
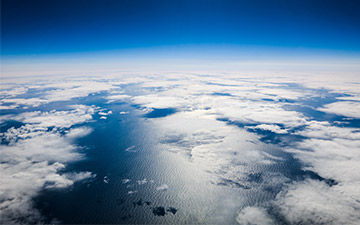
(0, 120, 25, 133)
(206, 82, 239, 87)
(212, 92, 233, 97)
(145, 108, 177, 119)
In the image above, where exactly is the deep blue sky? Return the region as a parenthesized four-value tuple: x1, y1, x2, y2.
(1, 0, 360, 57)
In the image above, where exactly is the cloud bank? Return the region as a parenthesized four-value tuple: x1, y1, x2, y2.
(0, 105, 96, 224)
(1, 71, 359, 224)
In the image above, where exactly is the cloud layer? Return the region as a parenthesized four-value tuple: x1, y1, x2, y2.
(1, 71, 359, 224)
(0, 105, 96, 224)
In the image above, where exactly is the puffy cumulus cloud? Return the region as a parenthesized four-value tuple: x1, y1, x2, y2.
(211, 100, 306, 127)
(0, 78, 120, 109)
(13, 105, 96, 129)
(40, 80, 117, 102)
(318, 101, 360, 118)
(246, 124, 288, 134)
(1, 98, 48, 108)
(0, 127, 95, 224)
(98, 110, 112, 116)
(65, 127, 93, 140)
(236, 206, 275, 225)
(297, 121, 360, 140)
(132, 94, 186, 108)
(106, 94, 132, 103)
(154, 110, 285, 190)
(0, 85, 28, 98)
(267, 121, 360, 225)
(0, 107, 95, 224)
(127, 73, 310, 128)
(273, 179, 360, 225)
(0, 104, 18, 110)
(233, 118, 360, 225)
(289, 122, 360, 185)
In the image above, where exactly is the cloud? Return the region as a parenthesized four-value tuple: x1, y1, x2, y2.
(12, 105, 96, 129)
(0, 127, 95, 224)
(247, 124, 288, 134)
(1, 71, 359, 224)
(124, 72, 360, 225)
(0, 106, 95, 224)
(0, 86, 28, 98)
(125, 145, 136, 152)
(122, 179, 131, 184)
(106, 94, 131, 103)
(289, 123, 360, 185)
(137, 179, 147, 185)
(0, 78, 119, 109)
(1, 98, 48, 108)
(43, 80, 116, 102)
(98, 110, 112, 116)
(273, 179, 360, 225)
(156, 184, 169, 191)
(267, 121, 360, 225)
(318, 101, 360, 118)
(236, 206, 275, 225)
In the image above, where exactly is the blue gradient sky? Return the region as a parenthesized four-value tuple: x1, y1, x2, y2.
(1, 0, 360, 63)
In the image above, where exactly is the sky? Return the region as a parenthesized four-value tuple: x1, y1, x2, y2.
(1, 0, 360, 68)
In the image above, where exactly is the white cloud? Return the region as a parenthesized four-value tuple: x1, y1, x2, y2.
(273, 179, 360, 225)
(1, 98, 48, 108)
(156, 184, 169, 191)
(236, 206, 275, 225)
(0, 86, 28, 98)
(65, 127, 93, 140)
(106, 94, 131, 103)
(297, 121, 360, 140)
(43, 81, 116, 102)
(0, 106, 95, 224)
(271, 120, 360, 225)
(98, 110, 112, 116)
(318, 101, 360, 118)
(137, 179, 147, 185)
(247, 124, 288, 134)
(122, 179, 131, 184)
(12, 105, 96, 129)
(0, 104, 18, 110)
(125, 145, 136, 152)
